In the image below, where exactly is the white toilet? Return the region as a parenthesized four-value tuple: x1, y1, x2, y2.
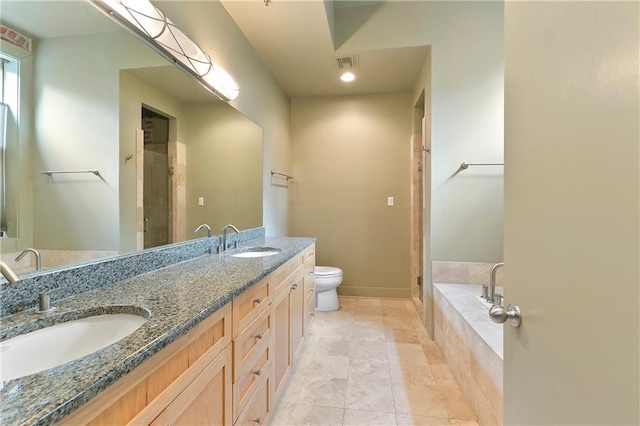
(314, 266, 343, 311)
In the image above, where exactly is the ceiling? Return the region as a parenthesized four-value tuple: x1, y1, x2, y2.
(220, 0, 429, 97)
(0, 0, 428, 98)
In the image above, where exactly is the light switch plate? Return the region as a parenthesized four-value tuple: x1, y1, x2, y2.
(198, 197, 205, 206)
(387, 196, 394, 207)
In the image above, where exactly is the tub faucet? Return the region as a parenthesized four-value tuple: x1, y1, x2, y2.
(15, 248, 41, 271)
(0, 261, 20, 284)
(221, 224, 240, 251)
(489, 262, 504, 305)
(194, 224, 211, 238)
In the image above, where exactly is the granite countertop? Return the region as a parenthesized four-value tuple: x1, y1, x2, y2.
(0, 236, 315, 425)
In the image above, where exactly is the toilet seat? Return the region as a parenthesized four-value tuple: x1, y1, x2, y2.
(315, 266, 342, 277)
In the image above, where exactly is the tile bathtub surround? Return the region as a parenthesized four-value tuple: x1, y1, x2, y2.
(0, 227, 265, 317)
(268, 297, 479, 426)
(0, 235, 314, 425)
(433, 284, 503, 426)
(432, 261, 504, 287)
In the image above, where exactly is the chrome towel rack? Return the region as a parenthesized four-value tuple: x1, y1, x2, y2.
(271, 170, 294, 181)
(459, 162, 503, 170)
(41, 170, 101, 177)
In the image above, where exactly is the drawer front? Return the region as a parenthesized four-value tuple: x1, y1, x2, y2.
(233, 277, 269, 338)
(304, 243, 315, 262)
(234, 340, 272, 422)
(234, 308, 272, 380)
(235, 369, 271, 426)
(303, 266, 314, 295)
(271, 253, 305, 295)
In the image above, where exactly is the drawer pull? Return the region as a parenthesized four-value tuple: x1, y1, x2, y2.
(253, 418, 261, 424)
(253, 298, 262, 304)
(290, 283, 298, 290)
(255, 333, 263, 340)
(253, 369, 261, 376)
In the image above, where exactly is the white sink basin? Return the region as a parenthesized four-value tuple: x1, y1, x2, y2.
(0, 313, 148, 381)
(231, 247, 281, 258)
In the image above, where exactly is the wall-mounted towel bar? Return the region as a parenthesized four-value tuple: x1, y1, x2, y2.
(459, 162, 504, 170)
(271, 170, 294, 181)
(41, 170, 101, 177)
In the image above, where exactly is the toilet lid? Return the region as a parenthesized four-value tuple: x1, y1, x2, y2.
(315, 266, 343, 277)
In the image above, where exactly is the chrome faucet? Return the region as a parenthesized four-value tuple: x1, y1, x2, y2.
(15, 248, 41, 271)
(0, 261, 20, 284)
(221, 224, 240, 252)
(194, 224, 211, 238)
(489, 262, 504, 305)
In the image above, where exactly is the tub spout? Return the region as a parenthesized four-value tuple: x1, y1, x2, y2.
(488, 262, 504, 305)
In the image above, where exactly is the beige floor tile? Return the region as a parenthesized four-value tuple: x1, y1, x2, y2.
(385, 327, 420, 344)
(354, 314, 384, 327)
(322, 322, 354, 340)
(267, 401, 296, 425)
(350, 339, 389, 360)
(387, 342, 429, 363)
(396, 413, 451, 425)
(349, 357, 391, 379)
(344, 409, 398, 425)
(352, 324, 387, 341)
(312, 337, 352, 357)
(294, 354, 350, 379)
(296, 376, 348, 408)
(287, 404, 345, 425)
(346, 375, 396, 413)
(388, 358, 436, 386)
(392, 382, 449, 418)
(383, 315, 422, 330)
(429, 363, 459, 387)
(439, 386, 476, 420)
(280, 373, 306, 403)
(268, 297, 478, 426)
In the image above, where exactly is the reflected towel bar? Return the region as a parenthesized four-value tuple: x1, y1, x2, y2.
(459, 162, 504, 170)
(271, 170, 294, 181)
(41, 170, 101, 177)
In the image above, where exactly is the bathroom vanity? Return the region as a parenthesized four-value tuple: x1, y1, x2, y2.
(0, 237, 315, 425)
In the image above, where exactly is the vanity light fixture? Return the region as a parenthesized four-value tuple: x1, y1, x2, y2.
(340, 71, 356, 82)
(89, 0, 240, 101)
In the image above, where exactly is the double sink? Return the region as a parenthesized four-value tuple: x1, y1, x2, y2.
(0, 246, 281, 383)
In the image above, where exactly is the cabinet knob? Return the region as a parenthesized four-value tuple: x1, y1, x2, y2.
(254, 333, 263, 340)
(253, 418, 261, 424)
(253, 369, 261, 376)
(253, 298, 262, 304)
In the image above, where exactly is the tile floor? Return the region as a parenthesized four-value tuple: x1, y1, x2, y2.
(268, 297, 479, 426)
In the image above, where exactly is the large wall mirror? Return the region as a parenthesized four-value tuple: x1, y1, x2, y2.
(0, 1, 263, 274)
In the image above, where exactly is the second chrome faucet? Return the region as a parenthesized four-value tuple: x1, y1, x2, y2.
(221, 224, 240, 252)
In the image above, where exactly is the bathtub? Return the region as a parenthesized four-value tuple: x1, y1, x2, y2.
(433, 283, 503, 426)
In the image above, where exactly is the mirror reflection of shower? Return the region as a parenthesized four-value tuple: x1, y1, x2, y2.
(141, 107, 170, 249)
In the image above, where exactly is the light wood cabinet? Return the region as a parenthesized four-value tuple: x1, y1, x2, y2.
(61, 243, 315, 426)
(61, 304, 232, 426)
(150, 346, 232, 426)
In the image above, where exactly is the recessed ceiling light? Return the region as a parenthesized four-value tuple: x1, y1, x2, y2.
(340, 72, 355, 82)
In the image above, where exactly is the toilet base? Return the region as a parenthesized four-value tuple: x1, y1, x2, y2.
(316, 288, 340, 311)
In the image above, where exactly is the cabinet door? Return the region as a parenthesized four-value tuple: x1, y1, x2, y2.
(289, 272, 304, 363)
(151, 345, 232, 426)
(271, 286, 291, 399)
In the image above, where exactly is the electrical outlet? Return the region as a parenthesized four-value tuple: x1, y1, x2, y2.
(387, 196, 394, 207)
(198, 197, 205, 206)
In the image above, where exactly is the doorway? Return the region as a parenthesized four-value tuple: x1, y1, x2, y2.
(141, 107, 170, 249)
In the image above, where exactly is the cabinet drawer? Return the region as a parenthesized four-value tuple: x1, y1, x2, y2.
(303, 267, 314, 295)
(234, 308, 272, 380)
(235, 368, 271, 426)
(304, 243, 315, 261)
(233, 340, 272, 422)
(271, 254, 304, 295)
(233, 277, 269, 338)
